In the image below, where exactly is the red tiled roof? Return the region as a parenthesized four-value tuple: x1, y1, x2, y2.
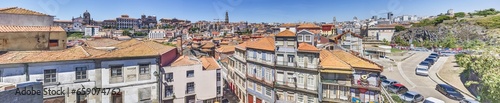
(0, 25, 65, 32)
(0, 7, 50, 16)
(276, 30, 295, 37)
(246, 37, 275, 51)
(298, 43, 319, 52)
(200, 56, 220, 70)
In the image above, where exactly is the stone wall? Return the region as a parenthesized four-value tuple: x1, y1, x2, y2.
(0, 31, 67, 51)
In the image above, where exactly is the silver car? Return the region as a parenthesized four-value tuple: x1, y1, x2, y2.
(399, 91, 424, 103)
(459, 99, 480, 103)
(381, 79, 398, 88)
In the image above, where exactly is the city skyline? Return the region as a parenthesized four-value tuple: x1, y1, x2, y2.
(0, 0, 499, 23)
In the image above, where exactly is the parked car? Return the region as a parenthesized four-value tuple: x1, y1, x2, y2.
(381, 79, 398, 88)
(399, 91, 425, 103)
(430, 52, 439, 58)
(459, 99, 480, 103)
(388, 83, 409, 94)
(415, 67, 429, 76)
(436, 84, 465, 100)
(379, 75, 387, 81)
(440, 51, 455, 57)
(417, 61, 431, 69)
(428, 55, 438, 61)
(423, 97, 445, 103)
(424, 58, 436, 65)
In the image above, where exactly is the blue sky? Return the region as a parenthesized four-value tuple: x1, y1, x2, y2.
(1, 0, 499, 23)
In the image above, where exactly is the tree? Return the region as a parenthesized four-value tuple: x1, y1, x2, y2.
(382, 39, 390, 45)
(434, 15, 452, 25)
(473, 8, 499, 17)
(123, 30, 132, 36)
(395, 25, 406, 32)
(454, 12, 466, 18)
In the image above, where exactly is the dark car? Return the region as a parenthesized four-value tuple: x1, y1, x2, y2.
(436, 84, 464, 100)
(428, 55, 438, 61)
(431, 53, 439, 58)
(424, 58, 436, 65)
(388, 83, 409, 94)
(380, 75, 387, 81)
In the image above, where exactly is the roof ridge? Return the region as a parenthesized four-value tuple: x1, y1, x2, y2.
(78, 46, 91, 57)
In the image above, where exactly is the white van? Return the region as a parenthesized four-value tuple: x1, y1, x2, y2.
(423, 97, 445, 103)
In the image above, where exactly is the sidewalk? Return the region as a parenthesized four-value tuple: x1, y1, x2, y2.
(437, 56, 477, 99)
(386, 51, 416, 62)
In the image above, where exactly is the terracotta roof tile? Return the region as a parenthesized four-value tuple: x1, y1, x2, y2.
(112, 39, 141, 49)
(319, 50, 351, 70)
(0, 46, 106, 64)
(246, 37, 275, 51)
(170, 55, 200, 66)
(331, 50, 382, 71)
(0, 7, 50, 16)
(276, 30, 295, 37)
(216, 45, 235, 53)
(280, 23, 297, 27)
(298, 23, 320, 29)
(236, 41, 249, 50)
(200, 56, 220, 70)
(0, 25, 64, 32)
(298, 43, 319, 52)
(84, 39, 123, 47)
(201, 41, 215, 49)
(97, 41, 176, 58)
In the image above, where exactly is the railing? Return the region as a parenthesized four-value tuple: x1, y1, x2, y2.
(381, 85, 395, 103)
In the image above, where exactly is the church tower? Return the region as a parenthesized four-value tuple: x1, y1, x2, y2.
(83, 10, 91, 25)
(225, 11, 229, 24)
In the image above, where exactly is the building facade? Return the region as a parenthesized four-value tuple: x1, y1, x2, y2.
(0, 7, 54, 26)
(0, 25, 67, 51)
(227, 42, 249, 103)
(85, 26, 100, 36)
(148, 29, 166, 39)
(116, 15, 139, 29)
(245, 37, 276, 103)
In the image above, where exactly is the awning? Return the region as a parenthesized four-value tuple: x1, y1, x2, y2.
(320, 70, 353, 74)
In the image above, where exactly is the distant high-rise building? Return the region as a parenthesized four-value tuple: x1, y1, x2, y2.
(447, 9, 454, 15)
(225, 11, 229, 24)
(333, 16, 337, 24)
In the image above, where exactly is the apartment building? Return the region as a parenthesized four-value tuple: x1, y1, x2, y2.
(162, 56, 221, 103)
(274, 30, 320, 103)
(227, 42, 249, 103)
(319, 50, 353, 102)
(332, 31, 364, 56)
(246, 37, 276, 103)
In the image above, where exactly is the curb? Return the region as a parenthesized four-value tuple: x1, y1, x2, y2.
(435, 69, 478, 100)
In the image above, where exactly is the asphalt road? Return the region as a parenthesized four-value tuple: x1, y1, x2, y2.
(382, 52, 473, 103)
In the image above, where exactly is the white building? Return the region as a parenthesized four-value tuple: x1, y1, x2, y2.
(227, 42, 249, 103)
(162, 56, 222, 103)
(0, 40, 179, 103)
(148, 29, 166, 39)
(85, 26, 100, 36)
(367, 25, 396, 42)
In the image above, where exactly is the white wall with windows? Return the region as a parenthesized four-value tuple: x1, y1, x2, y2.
(0, 60, 98, 103)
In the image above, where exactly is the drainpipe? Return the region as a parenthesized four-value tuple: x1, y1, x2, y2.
(24, 63, 29, 81)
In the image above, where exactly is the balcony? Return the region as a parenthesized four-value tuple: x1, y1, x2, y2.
(276, 61, 295, 68)
(186, 90, 195, 95)
(321, 79, 351, 86)
(274, 81, 295, 90)
(247, 58, 274, 66)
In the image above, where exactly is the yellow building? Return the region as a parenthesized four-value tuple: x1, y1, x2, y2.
(0, 25, 67, 51)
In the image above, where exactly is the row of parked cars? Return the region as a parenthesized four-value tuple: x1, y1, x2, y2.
(380, 76, 478, 103)
(415, 52, 440, 76)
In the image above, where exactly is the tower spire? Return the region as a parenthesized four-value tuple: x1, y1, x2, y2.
(225, 11, 229, 24)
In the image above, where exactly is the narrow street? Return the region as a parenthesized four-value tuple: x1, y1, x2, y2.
(222, 86, 240, 103)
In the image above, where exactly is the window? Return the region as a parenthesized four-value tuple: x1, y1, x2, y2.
(111, 66, 123, 77)
(288, 55, 295, 63)
(186, 82, 195, 94)
(277, 54, 284, 62)
(75, 67, 87, 80)
(253, 51, 257, 59)
(277, 92, 284, 100)
(288, 73, 295, 84)
(287, 94, 295, 101)
(267, 53, 272, 61)
(305, 36, 311, 42)
(297, 74, 304, 84)
(216, 72, 221, 81)
(186, 70, 194, 78)
(256, 84, 262, 92)
(297, 94, 304, 103)
(44, 69, 57, 83)
(77, 94, 87, 103)
(308, 75, 314, 86)
(262, 52, 266, 61)
(298, 35, 303, 41)
(165, 85, 173, 97)
(307, 96, 314, 103)
(287, 41, 295, 47)
(256, 66, 262, 78)
(298, 56, 304, 63)
(112, 93, 123, 103)
(217, 86, 221, 95)
(49, 39, 59, 47)
(277, 72, 284, 83)
(265, 69, 272, 81)
(265, 87, 272, 96)
(139, 64, 150, 75)
(165, 73, 173, 82)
